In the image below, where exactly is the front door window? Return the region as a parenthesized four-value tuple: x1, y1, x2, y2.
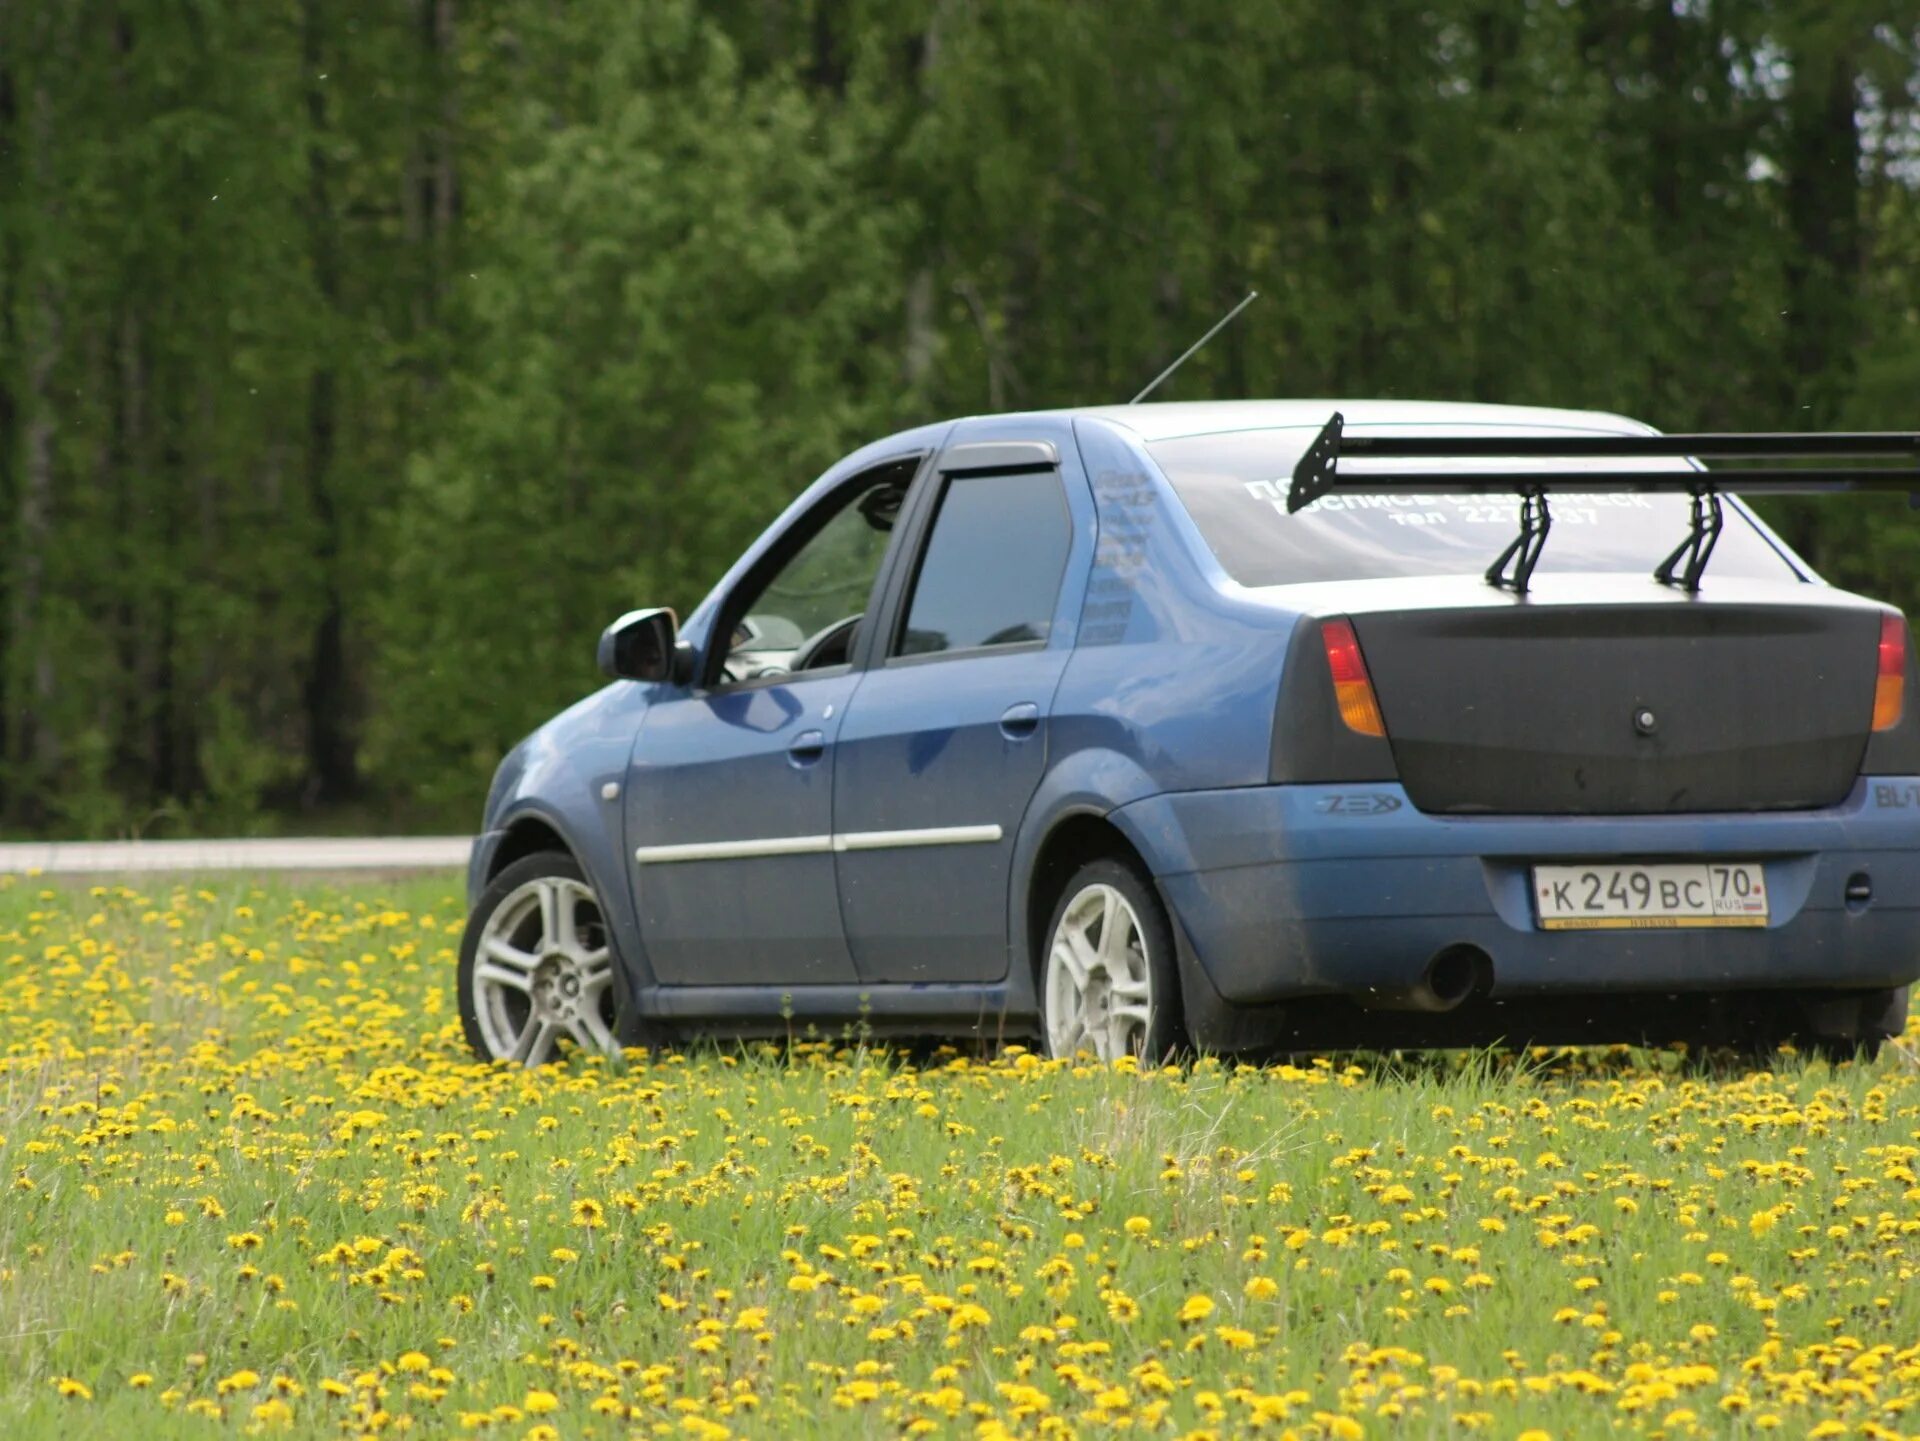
(719, 464, 911, 684)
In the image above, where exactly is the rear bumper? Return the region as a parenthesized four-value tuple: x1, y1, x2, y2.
(1114, 777, 1920, 1007)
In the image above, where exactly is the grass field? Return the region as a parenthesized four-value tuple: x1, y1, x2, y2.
(4, 877, 1920, 1440)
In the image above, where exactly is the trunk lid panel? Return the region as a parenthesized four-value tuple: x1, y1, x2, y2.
(1351, 600, 1879, 814)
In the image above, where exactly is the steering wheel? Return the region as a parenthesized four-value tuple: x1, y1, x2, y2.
(788, 614, 863, 673)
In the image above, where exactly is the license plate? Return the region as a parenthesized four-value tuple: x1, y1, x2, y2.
(1533, 862, 1769, 930)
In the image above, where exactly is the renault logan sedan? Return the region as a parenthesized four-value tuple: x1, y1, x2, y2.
(459, 400, 1920, 1066)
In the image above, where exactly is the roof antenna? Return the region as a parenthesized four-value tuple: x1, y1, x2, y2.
(1129, 289, 1260, 404)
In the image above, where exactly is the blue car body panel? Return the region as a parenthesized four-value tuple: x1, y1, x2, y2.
(468, 400, 1920, 1049)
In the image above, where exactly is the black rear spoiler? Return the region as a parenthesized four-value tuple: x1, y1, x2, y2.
(1287, 411, 1920, 593)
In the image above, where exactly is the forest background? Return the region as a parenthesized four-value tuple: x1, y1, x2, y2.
(3, 0, 1918, 837)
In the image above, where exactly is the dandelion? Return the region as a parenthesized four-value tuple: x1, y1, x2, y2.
(1177, 1294, 1215, 1325)
(251, 1397, 294, 1428)
(948, 1302, 990, 1333)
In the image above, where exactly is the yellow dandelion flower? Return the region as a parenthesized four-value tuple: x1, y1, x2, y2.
(250, 1397, 294, 1428)
(1177, 1294, 1215, 1325)
(571, 1198, 605, 1229)
(948, 1302, 990, 1332)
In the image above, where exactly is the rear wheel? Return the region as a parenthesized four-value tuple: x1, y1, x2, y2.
(459, 852, 621, 1065)
(1800, 986, 1905, 1067)
(1039, 859, 1183, 1062)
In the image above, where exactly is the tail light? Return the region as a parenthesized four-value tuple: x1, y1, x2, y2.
(1875, 613, 1907, 731)
(1321, 618, 1386, 737)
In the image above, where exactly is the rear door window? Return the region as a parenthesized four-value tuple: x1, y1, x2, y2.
(896, 472, 1071, 656)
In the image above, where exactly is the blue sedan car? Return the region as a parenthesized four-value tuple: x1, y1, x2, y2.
(459, 400, 1920, 1066)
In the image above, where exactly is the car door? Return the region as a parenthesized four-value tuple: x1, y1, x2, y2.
(832, 438, 1087, 984)
(623, 457, 921, 986)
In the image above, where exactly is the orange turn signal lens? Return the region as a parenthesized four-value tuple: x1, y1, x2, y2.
(1321, 618, 1386, 738)
(1874, 613, 1907, 732)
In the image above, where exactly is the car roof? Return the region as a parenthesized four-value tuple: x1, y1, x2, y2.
(1042, 399, 1655, 442)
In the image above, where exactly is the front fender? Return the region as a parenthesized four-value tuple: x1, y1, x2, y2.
(480, 682, 657, 999)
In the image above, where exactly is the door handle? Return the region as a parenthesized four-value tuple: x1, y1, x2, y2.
(787, 729, 827, 767)
(999, 702, 1041, 740)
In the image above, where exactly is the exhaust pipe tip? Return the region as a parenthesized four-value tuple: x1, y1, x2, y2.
(1424, 944, 1489, 1010)
(1356, 944, 1493, 1013)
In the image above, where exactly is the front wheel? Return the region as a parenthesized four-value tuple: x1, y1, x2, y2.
(459, 852, 622, 1065)
(1039, 859, 1183, 1062)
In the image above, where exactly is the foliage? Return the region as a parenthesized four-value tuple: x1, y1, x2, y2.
(2, 1, 1919, 833)
(5, 875, 1920, 1437)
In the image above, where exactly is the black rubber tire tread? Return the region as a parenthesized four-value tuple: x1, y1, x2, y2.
(458, 850, 620, 1063)
(1040, 856, 1186, 1064)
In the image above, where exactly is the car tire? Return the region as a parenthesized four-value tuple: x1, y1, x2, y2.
(459, 851, 625, 1065)
(1039, 858, 1184, 1063)
(1801, 985, 1905, 1067)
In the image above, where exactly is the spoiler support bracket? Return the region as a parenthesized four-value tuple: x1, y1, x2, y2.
(1486, 487, 1551, 594)
(1652, 487, 1724, 594)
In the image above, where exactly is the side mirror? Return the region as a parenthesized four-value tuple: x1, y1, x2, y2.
(597, 608, 692, 684)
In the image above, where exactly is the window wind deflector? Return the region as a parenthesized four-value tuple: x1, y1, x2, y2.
(1286, 411, 1920, 594)
(938, 440, 1059, 476)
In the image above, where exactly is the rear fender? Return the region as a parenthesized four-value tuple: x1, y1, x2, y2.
(1004, 748, 1167, 1016)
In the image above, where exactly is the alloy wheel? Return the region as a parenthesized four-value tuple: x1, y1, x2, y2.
(1045, 882, 1153, 1061)
(469, 876, 618, 1064)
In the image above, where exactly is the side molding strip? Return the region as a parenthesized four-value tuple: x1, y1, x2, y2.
(632, 834, 833, 865)
(833, 825, 1003, 853)
(634, 825, 1002, 865)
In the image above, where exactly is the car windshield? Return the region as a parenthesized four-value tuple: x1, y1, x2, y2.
(1146, 427, 1801, 587)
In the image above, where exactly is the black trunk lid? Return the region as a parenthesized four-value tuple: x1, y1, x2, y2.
(1351, 594, 1880, 814)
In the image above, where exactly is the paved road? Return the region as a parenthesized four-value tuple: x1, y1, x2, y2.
(0, 836, 472, 875)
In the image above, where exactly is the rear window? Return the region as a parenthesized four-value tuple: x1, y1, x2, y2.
(1147, 428, 1801, 588)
